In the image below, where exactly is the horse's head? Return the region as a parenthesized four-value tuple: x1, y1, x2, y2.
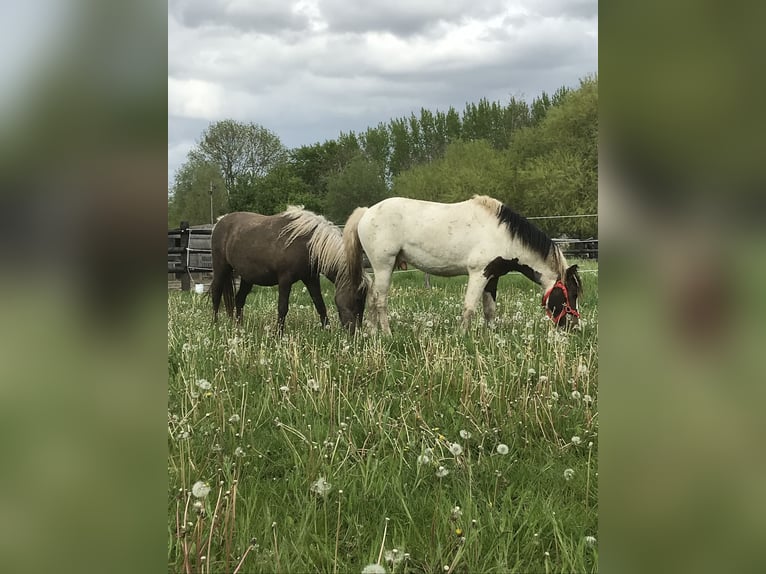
(335, 274, 369, 334)
(543, 265, 582, 328)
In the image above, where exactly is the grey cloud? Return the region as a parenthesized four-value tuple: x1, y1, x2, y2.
(317, 0, 507, 36)
(169, 0, 310, 33)
(534, 0, 598, 20)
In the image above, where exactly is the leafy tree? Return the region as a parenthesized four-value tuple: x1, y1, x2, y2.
(419, 107, 448, 162)
(324, 155, 389, 222)
(168, 154, 227, 226)
(359, 124, 391, 185)
(197, 119, 287, 200)
(516, 149, 596, 237)
(233, 162, 309, 215)
(531, 92, 552, 125)
(291, 141, 336, 198)
(290, 136, 363, 207)
(505, 76, 598, 237)
(445, 106, 462, 143)
(393, 140, 507, 203)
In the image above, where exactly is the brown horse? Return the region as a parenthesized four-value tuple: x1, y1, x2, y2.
(211, 207, 368, 333)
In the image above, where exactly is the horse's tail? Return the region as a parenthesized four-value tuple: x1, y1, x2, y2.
(221, 270, 235, 317)
(210, 263, 236, 319)
(342, 207, 368, 288)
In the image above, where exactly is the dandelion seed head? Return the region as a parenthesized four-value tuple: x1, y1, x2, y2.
(449, 443, 463, 456)
(583, 394, 593, 405)
(585, 535, 597, 546)
(196, 379, 212, 391)
(436, 466, 449, 478)
(496, 444, 509, 455)
(234, 446, 245, 457)
(228, 414, 240, 424)
(191, 480, 211, 499)
(571, 390, 582, 400)
(307, 378, 320, 391)
(459, 430, 472, 440)
(310, 476, 332, 497)
(417, 454, 431, 465)
(563, 468, 575, 481)
(384, 549, 403, 566)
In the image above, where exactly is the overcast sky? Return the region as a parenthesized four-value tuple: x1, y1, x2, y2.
(168, 0, 597, 187)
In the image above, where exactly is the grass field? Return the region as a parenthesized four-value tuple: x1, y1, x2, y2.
(168, 262, 598, 574)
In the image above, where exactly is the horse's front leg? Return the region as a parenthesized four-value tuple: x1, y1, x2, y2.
(461, 273, 489, 332)
(277, 281, 293, 334)
(303, 277, 328, 328)
(371, 270, 393, 336)
(482, 276, 499, 324)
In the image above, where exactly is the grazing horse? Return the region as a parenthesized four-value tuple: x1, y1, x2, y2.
(343, 195, 581, 335)
(211, 207, 368, 333)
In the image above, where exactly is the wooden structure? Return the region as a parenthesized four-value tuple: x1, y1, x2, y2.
(168, 222, 214, 291)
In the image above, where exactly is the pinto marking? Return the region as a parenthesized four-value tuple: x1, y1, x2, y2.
(343, 196, 581, 334)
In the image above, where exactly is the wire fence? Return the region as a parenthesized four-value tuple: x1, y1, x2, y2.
(527, 214, 598, 220)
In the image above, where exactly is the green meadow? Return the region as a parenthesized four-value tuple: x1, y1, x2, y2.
(168, 262, 598, 574)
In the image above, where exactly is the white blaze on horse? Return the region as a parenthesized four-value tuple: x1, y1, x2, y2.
(343, 195, 582, 335)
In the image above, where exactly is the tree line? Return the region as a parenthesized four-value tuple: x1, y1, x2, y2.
(168, 75, 597, 238)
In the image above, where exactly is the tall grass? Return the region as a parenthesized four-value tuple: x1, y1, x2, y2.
(168, 263, 598, 573)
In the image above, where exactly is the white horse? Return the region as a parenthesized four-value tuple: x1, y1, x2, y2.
(343, 195, 581, 335)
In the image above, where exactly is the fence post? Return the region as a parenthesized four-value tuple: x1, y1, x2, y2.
(178, 221, 191, 291)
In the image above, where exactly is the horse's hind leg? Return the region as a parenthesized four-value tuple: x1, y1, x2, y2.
(482, 277, 499, 323)
(304, 277, 328, 327)
(462, 273, 490, 332)
(235, 280, 253, 324)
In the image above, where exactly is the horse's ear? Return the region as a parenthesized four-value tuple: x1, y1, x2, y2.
(566, 264, 582, 293)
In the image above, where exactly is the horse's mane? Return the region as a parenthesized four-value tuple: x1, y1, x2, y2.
(279, 205, 348, 280)
(471, 195, 567, 278)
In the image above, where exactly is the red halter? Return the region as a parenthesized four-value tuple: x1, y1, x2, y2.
(542, 280, 580, 324)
